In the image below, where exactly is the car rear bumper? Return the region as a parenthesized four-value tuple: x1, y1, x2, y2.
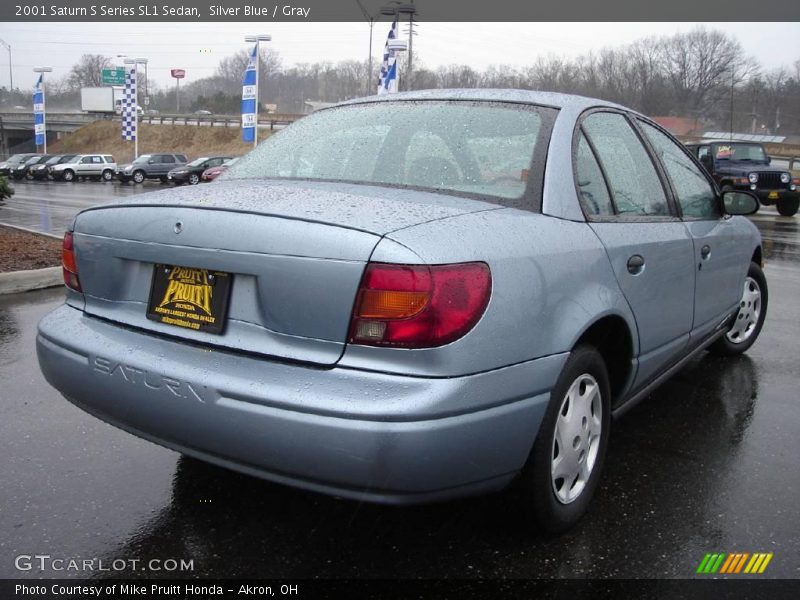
(37, 305, 562, 504)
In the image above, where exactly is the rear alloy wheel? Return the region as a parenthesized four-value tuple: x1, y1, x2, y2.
(62, 169, 75, 182)
(519, 344, 611, 532)
(188, 173, 200, 185)
(777, 197, 799, 217)
(132, 170, 145, 184)
(709, 262, 768, 356)
(102, 170, 114, 182)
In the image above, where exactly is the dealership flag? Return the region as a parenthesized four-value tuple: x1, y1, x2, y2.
(121, 67, 137, 141)
(241, 44, 257, 143)
(377, 20, 398, 94)
(32, 74, 45, 146)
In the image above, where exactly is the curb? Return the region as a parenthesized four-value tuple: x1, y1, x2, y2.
(0, 222, 63, 240)
(0, 267, 62, 295)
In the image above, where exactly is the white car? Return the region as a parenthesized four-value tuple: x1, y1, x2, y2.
(50, 154, 117, 182)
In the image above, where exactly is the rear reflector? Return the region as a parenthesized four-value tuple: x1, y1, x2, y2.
(349, 262, 491, 348)
(62, 231, 81, 292)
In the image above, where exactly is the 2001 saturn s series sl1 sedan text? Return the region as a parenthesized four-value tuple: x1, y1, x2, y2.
(37, 90, 768, 532)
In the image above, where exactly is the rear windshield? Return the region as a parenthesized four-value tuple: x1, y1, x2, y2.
(224, 101, 556, 207)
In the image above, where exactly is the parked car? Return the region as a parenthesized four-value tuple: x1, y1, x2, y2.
(50, 154, 117, 182)
(30, 154, 77, 180)
(686, 141, 799, 216)
(37, 90, 767, 532)
(0, 153, 37, 177)
(168, 156, 233, 185)
(9, 154, 53, 180)
(194, 109, 212, 115)
(201, 157, 239, 182)
(116, 153, 188, 184)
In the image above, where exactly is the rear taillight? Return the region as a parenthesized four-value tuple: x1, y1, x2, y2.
(349, 262, 491, 348)
(62, 231, 81, 292)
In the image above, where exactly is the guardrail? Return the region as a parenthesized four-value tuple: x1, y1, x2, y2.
(770, 155, 799, 171)
(137, 113, 304, 130)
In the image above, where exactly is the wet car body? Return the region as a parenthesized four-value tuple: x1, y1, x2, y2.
(37, 90, 765, 530)
(201, 157, 238, 182)
(30, 154, 77, 180)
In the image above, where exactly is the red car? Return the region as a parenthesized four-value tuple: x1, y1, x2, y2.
(201, 157, 238, 182)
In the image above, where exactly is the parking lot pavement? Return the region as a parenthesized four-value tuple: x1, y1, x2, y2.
(0, 209, 799, 581)
(0, 180, 155, 235)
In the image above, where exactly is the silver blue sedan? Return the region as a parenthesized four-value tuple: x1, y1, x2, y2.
(37, 90, 766, 532)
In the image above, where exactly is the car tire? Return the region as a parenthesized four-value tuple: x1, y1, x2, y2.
(708, 262, 768, 356)
(517, 344, 611, 533)
(102, 170, 114, 182)
(62, 169, 75, 182)
(132, 170, 145, 184)
(776, 197, 799, 217)
(188, 173, 200, 185)
(160, 176, 170, 184)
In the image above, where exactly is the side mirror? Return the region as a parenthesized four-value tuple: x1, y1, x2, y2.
(767, 156, 772, 165)
(148, 159, 156, 164)
(722, 190, 759, 216)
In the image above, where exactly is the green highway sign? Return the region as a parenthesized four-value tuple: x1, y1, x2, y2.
(101, 67, 125, 85)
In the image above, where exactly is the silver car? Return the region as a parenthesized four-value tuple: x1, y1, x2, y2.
(37, 90, 766, 531)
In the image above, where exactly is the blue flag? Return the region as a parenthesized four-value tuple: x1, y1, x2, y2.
(33, 74, 45, 146)
(377, 20, 398, 94)
(241, 44, 257, 143)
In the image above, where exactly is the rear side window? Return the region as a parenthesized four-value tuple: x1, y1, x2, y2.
(161, 155, 176, 164)
(176, 155, 188, 163)
(575, 134, 614, 216)
(582, 112, 669, 217)
(104, 155, 114, 163)
(639, 122, 719, 219)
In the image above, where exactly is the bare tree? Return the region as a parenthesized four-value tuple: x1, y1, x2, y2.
(66, 54, 112, 90)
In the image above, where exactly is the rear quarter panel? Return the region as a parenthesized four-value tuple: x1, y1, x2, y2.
(339, 209, 637, 377)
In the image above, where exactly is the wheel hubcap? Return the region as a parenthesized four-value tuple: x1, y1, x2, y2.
(726, 276, 761, 344)
(551, 374, 602, 504)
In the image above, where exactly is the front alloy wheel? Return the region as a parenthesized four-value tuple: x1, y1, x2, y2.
(709, 261, 768, 356)
(188, 173, 200, 185)
(132, 171, 145, 184)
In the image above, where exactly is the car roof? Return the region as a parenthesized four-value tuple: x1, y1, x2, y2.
(332, 88, 630, 113)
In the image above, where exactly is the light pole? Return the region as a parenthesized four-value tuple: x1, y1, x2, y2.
(124, 58, 147, 158)
(0, 39, 11, 90)
(33, 66, 52, 153)
(244, 34, 271, 148)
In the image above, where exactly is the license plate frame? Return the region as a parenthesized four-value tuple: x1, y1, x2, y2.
(146, 264, 232, 335)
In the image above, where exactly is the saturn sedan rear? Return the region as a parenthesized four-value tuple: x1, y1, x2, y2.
(37, 90, 766, 531)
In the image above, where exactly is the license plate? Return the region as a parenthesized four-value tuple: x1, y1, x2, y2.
(147, 264, 232, 334)
(768, 191, 779, 199)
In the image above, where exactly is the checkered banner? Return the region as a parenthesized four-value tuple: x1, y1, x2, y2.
(377, 20, 398, 95)
(32, 74, 45, 146)
(121, 67, 137, 141)
(241, 43, 257, 143)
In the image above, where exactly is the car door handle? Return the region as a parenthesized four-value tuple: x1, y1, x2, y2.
(701, 245, 711, 260)
(626, 254, 645, 275)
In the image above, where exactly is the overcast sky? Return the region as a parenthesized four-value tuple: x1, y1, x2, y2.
(2, 22, 798, 89)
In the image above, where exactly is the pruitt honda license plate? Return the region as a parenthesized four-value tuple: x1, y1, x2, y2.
(147, 264, 232, 334)
(768, 191, 779, 199)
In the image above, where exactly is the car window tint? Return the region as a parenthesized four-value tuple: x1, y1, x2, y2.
(639, 122, 719, 219)
(575, 133, 614, 216)
(162, 155, 176, 164)
(582, 112, 669, 217)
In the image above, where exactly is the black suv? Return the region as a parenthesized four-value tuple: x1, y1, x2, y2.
(116, 153, 188, 184)
(686, 141, 799, 216)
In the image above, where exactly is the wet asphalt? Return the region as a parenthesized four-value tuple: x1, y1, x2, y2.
(0, 183, 799, 581)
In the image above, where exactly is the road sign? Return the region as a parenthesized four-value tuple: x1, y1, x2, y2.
(171, 69, 186, 79)
(101, 67, 125, 85)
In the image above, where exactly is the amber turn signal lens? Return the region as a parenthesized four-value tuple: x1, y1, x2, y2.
(357, 290, 429, 319)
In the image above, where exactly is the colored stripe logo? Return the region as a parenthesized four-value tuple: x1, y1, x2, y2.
(697, 552, 773, 574)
